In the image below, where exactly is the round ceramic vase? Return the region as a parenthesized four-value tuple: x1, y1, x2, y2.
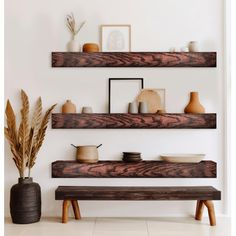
(184, 92, 205, 113)
(82, 107, 93, 114)
(62, 100, 76, 113)
(68, 40, 80, 52)
(188, 41, 199, 52)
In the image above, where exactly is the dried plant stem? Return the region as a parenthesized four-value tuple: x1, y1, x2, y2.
(4, 90, 56, 178)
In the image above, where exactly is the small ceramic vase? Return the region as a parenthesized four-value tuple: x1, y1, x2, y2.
(68, 40, 80, 52)
(139, 102, 148, 114)
(169, 47, 176, 52)
(82, 106, 93, 113)
(62, 100, 76, 113)
(128, 102, 138, 114)
(188, 41, 199, 52)
(184, 92, 205, 113)
(83, 43, 99, 52)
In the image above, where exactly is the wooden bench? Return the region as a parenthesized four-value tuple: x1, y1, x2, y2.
(55, 186, 221, 226)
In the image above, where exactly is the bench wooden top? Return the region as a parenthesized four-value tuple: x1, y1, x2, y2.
(55, 186, 221, 201)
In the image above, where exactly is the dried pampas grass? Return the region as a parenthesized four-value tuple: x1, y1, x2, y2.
(66, 13, 85, 40)
(4, 90, 56, 178)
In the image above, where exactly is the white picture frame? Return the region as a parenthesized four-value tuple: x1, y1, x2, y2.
(101, 25, 131, 52)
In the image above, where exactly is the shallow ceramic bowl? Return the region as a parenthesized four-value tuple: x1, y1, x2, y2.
(160, 154, 205, 163)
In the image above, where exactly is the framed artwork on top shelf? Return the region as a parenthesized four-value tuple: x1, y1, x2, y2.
(108, 78, 144, 113)
(100, 25, 131, 52)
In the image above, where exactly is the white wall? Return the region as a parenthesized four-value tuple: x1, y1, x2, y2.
(5, 0, 225, 217)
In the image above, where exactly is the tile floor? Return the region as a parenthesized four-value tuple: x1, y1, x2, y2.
(5, 217, 231, 236)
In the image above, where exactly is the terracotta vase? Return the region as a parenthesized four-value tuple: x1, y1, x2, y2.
(62, 100, 76, 113)
(184, 92, 205, 113)
(82, 43, 99, 52)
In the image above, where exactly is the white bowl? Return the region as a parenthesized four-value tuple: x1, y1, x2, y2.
(160, 154, 205, 163)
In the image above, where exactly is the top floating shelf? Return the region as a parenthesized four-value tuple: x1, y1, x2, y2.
(51, 52, 216, 68)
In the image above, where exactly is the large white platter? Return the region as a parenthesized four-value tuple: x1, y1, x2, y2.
(160, 154, 205, 163)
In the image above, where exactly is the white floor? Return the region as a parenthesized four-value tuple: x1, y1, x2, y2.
(5, 217, 231, 236)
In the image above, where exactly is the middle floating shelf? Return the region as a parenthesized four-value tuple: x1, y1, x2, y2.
(51, 113, 216, 129)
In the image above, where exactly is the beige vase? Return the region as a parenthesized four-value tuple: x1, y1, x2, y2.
(62, 100, 76, 113)
(184, 92, 205, 113)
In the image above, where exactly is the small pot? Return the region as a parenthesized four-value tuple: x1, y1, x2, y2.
(83, 43, 99, 52)
(71, 144, 102, 163)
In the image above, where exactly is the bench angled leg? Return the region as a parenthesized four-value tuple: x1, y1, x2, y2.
(195, 200, 216, 226)
(71, 200, 81, 220)
(203, 200, 216, 226)
(195, 200, 204, 221)
(62, 200, 70, 223)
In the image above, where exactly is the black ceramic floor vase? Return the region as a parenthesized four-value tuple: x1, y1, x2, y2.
(10, 178, 41, 224)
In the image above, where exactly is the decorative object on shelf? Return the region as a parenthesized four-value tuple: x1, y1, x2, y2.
(180, 46, 189, 52)
(52, 52, 217, 68)
(169, 47, 176, 52)
(122, 152, 142, 162)
(160, 154, 205, 163)
(62, 100, 76, 113)
(66, 13, 85, 52)
(188, 41, 199, 52)
(128, 102, 138, 114)
(138, 101, 148, 113)
(100, 25, 131, 52)
(108, 78, 144, 113)
(82, 43, 99, 52)
(4, 90, 56, 224)
(71, 144, 102, 163)
(136, 89, 165, 113)
(52, 113, 217, 129)
(184, 92, 205, 113)
(81, 106, 93, 114)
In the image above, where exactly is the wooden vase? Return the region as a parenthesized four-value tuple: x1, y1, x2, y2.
(62, 100, 76, 113)
(184, 92, 205, 113)
(10, 178, 41, 224)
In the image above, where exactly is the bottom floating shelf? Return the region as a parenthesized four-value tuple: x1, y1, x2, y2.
(52, 160, 216, 178)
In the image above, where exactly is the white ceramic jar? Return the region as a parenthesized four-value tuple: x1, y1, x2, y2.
(68, 40, 80, 52)
(188, 41, 199, 52)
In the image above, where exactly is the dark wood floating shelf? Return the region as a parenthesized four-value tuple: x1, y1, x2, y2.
(52, 160, 216, 178)
(51, 113, 216, 129)
(52, 52, 216, 67)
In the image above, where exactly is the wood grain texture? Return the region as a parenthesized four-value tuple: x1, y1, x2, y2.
(51, 52, 216, 67)
(51, 161, 217, 178)
(51, 113, 217, 129)
(55, 186, 221, 200)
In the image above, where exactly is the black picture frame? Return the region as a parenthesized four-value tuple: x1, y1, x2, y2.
(108, 78, 144, 113)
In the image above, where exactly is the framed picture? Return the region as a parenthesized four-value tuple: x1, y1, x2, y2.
(109, 78, 144, 113)
(136, 89, 166, 113)
(100, 25, 131, 52)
